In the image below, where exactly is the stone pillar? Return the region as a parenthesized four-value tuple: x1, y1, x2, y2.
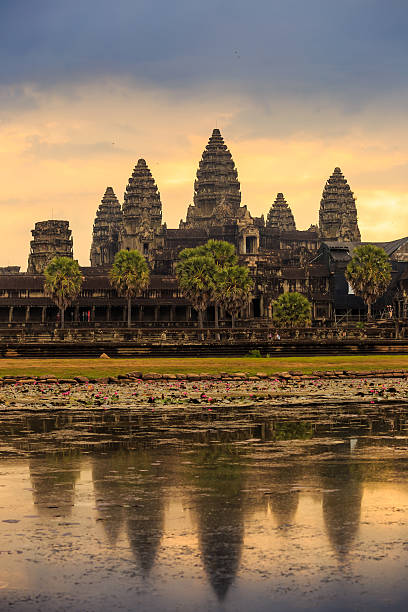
(25, 306, 30, 322)
(138, 306, 143, 322)
(259, 295, 264, 317)
(170, 306, 175, 322)
(122, 306, 127, 322)
(186, 306, 192, 321)
(154, 306, 159, 322)
(8, 307, 13, 323)
(106, 305, 111, 322)
(92, 305, 95, 322)
(41, 307, 46, 323)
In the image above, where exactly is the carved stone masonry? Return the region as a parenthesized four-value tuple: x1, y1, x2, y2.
(181, 128, 242, 229)
(319, 167, 361, 241)
(120, 159, 163, 256)
(90, 187, 123, 267)
(27, 220, 73, 274)
(266, 193, 296, 232)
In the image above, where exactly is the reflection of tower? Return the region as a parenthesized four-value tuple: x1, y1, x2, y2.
(92, 453, 127, 547)
(320, 463, 363, 561)
(126, 452, 166, 576)
(127, 491, 164, 576)
(190, 447, 245, 601)
(266, 465, 300, 529)
(92, 449, 166, 574)
(29, 455, 80, 517)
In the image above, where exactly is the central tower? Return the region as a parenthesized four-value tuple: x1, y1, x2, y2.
(180, 128, 242, 229)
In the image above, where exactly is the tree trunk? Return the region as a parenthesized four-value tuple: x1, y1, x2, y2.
(367, 300, 372, 320)
(214, 304, 219, 328)
(127, 297, 131, 328)
(231, 314, 235, 328)
(198, 309, 203, 328)
(61, 308, 65, 329)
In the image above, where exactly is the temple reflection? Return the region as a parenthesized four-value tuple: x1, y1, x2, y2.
(188, 445, 246, 601)
(126, 450, 166, 576)
(29, 453, 81, 517)
(266, 464, 301, 529)
(320, 462, 363, 561)
(92, 447, 167, 576)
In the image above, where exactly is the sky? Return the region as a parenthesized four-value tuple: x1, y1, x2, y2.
(1, 0, 408, 268)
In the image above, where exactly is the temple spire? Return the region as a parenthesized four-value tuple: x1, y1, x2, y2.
(120, 159, 163, 254)
(180, 128, 242, 228)
(90, 187, 123, 267)
(266, 193, 296, 231)
(319, 167, 361, 242)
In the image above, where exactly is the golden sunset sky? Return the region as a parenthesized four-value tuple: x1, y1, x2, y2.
(1, 1, 408, 268)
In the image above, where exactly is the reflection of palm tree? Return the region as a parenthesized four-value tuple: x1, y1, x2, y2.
(29, 454, 81, 517)
(320, 463, 363, 561)
(189, 446, 246, 601)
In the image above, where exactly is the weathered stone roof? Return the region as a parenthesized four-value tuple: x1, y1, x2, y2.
(323, 237, 408, 260)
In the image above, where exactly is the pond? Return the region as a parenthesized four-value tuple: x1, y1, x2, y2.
(1, 403, 408, 611)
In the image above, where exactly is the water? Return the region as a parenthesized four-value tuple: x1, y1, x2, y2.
(1, 404, 408, 611)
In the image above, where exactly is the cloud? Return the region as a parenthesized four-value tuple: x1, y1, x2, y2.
(24, 136, 128, 160)
(1, 0, 408, 108)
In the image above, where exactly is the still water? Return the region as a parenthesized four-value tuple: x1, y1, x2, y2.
(1, 405, 408, 611)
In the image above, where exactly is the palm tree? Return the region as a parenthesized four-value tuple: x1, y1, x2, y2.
(44, 257, 83, 329)
(272, 292, 311, 328)
(345, 244, 392, 319)
(176, 255, 216, 328)
(110, 250, 149, 327)
(178, 240, 238, 327)
(215, 265, 253, 328)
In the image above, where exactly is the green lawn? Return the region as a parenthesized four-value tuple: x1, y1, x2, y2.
(0, 355, 406, 378)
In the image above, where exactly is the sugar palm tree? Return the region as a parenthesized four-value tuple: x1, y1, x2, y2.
(44, 257, 83, 329)
(345, 244, 392, 320)
(176, 255, 216, 328)
(215, 265, 253, 328)
(110, 250, 150, 327)
(179, 240, 238, 327)
(272, 291, 311, 328)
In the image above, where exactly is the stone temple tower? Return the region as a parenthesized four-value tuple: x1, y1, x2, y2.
(120, 159, 163, 257)
(27, 220, 73, 274)
(266, 193, 296, 232)
(319, 167, 361, 242)
(181, 128, 243, 229)
(90, 187, 123, 267)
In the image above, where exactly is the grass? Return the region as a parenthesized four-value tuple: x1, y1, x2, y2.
(0, 355, 407, 378)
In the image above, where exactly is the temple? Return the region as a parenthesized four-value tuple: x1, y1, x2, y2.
(0, 127, 408, 327)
